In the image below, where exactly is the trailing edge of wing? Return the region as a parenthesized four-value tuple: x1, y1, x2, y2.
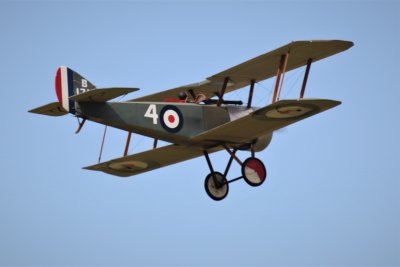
(70, 87, 139, 102)
(131, 40, 353, 102)
(83, 144, 221, 177)
(191, 99, 341, 145)
(28, 102, 68, 116)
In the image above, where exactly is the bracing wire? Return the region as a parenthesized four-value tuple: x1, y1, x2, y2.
(252, 68, 304, 106)
(254, 81, 273, 106)
(115, 92, 150, 155)
(281, 68, 304, 99)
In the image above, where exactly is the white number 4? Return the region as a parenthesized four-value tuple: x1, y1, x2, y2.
(144, 104, 158, 124)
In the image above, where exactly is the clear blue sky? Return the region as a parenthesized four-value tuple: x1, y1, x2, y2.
(0, 0, 399, 266)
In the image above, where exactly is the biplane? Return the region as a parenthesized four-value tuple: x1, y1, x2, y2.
(30, 40, 353, 200)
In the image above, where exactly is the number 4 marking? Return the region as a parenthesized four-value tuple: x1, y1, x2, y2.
(144, 104, 158, 124)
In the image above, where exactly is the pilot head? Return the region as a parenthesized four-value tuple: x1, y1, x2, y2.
(178, 91, 187, 100)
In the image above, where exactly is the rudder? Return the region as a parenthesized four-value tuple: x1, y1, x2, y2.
(55, 66, 96, 114)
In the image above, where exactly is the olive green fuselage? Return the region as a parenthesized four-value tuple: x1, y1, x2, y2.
(77, 101, 254, 146)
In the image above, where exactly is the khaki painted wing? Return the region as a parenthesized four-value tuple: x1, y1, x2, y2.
(191, 99, 341, 145)
(83, 144, 221, 177)
(132, 40, 353, 102)
(28, 102, 68, 116)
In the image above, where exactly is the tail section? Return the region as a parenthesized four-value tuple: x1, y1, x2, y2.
(55, 66, 96, 114)
(29, 66, 139, 117)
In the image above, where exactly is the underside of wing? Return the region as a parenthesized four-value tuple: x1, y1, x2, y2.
(83, 144, 221, 177)
(131, 40, 353, 102)
(191, 99, 341, 145)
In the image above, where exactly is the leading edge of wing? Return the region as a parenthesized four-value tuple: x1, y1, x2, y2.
(191, 99, 341, 145)
(83, 144, 221, 177)
(208, 40, 353, 84)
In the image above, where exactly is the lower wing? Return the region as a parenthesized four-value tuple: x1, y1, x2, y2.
(84, 144, 221, 177)
(191, 98, 341, 145)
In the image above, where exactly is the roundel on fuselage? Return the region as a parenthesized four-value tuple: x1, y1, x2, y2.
(160, 105, 184, 133)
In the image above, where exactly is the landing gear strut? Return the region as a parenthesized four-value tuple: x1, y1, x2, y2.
(203, 147, 267, 201)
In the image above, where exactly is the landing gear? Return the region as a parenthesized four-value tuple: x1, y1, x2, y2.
(203, 148, 267, 201)
(204, 172, 229, 201)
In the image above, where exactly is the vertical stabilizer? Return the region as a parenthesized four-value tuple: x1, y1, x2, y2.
(54, 66, 96, 114)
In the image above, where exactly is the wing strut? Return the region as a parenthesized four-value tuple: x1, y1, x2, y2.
(276, 50, 291, 101)
(123, 131, 132, 157)
(300, 58, 313, 98)
(271, 51, 313, 102)
(216, 77, 230, 107)
(153, 138, 158, 149)
(272, 54, 286, 103)
(98, 126, 108, 163)
(246, 80, 255, 109)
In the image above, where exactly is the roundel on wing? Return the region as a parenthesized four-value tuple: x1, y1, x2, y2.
(160, 105, 184, 133)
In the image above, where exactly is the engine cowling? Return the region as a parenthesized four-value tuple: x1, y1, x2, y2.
(238, 133, 273, 152)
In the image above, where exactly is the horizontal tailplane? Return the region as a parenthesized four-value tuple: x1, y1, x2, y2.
(69, 87, 139, 102)
(28, 102, 68, 116)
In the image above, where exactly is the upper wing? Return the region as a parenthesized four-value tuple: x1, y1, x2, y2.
(28, 102, 68, 116)
(191, 99, 341, 145)
(84, 144, 221, 177)
(131, 40, 353, 102)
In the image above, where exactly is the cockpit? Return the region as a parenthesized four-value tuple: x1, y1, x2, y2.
(163, 91, 243, 106)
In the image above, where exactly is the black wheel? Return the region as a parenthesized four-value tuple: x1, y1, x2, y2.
(204, 172, 229, 201)
(241, 157, 267, 187)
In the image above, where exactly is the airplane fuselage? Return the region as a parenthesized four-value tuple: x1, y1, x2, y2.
(77, 102, 261, 146)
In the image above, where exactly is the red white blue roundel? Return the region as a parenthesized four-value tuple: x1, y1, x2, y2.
(160, 105, 184, 133)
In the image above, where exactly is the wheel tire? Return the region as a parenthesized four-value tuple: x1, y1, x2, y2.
(242, 157, 267, 187)
(204, 172, 229, 201)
